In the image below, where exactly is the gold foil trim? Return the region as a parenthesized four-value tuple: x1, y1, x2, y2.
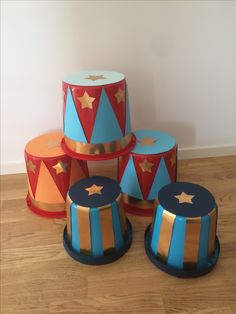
(99, 207, 115, 251)
(64, 134, 132, 155)
(123, 193, 155, 210)
(184, 217, 201, 270)
(66, 195, 72, 243)
(77, 205, 91, 253)
(208, 208, 217, 256)
(157, 210, 176, 262)
(29, 195, 65, 212)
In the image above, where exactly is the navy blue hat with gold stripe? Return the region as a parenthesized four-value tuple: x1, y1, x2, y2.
(63, 176, 132, 265)
(145, 182, 220, 277)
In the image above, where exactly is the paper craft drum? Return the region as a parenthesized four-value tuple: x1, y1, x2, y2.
(145, 182, 220, 278)
(61, 70, 136, 160)
(25, 132, 89, 218)
(63, 176, 132, 265)
(118, 130, 177, 216)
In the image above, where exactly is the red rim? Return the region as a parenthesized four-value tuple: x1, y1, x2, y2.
(123, 202, 154, 217)
(60, 134, 136, 161)
(26, 194, 66, 219)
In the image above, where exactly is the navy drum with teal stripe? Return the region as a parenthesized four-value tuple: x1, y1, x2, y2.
(63, 176, 132, 265)
(145, 182, 220, 277)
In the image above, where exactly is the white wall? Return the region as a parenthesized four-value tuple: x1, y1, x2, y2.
(1, 1, 236, 174)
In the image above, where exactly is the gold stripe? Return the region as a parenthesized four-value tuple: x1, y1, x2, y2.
(157, 210, 176, 262)
(99, 207, 115, 251)
(64, 133, 133, 155)
(29, 195, 65, 212)
(117, 194, 127, 234)
(123, 193, 155, 210)
(184, 217, 201, 269)
(208, 208, 217, 256)
(77, 205, 91, 254)
(66, 196, 72, 243)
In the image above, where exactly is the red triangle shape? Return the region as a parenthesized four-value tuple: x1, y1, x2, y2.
(62, 82, 68, 122)
(105, 80, 126, 135)
(77, 159, 89, 177)
(43, 156, 72, 201)
(25, 155, 41, 198)
(163, 147, 177, 182)
(71, 86, 102, 142)
(118, 154, 130, 182)
(133, 155, 161, 200)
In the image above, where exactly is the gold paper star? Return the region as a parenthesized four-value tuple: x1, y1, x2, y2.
(138, 137, 157, 146)
(115, 87, 125, 103)
(85, 184, 104, 196)
(139, 159, 154, 173)
(174, 192, 195, 204)
(170, 152, 176, 167)
(27, 160, 36, 173)
(78, 92, 96, 109)
(85, 75, 107, 81)
(47, 140, 61, 149)
(53, 161, 67, 174)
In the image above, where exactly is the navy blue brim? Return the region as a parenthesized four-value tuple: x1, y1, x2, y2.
(63, 219, 132, 265)
(145, 224, 220, 278)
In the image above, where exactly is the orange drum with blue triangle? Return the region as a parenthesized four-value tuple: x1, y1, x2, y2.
(61, 71, 136, 160)
(25, 132, 89, 218)
(118, 130, 177, 216)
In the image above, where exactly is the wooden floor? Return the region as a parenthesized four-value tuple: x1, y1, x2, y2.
(1, 156, 236, 314)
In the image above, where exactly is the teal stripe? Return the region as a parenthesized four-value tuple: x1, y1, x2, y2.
(111, 201, 124, 250)
(71, 203, 80, 253)
(167, 216, 186, 269)
(151, 205, 164, 255)
(90, 207, 103, 257)
(197, 215, 210, 270)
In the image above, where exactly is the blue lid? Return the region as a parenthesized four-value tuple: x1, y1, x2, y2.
(132, 130, 176, 155)
(158, 182, 216, 218)
(64, 71, 125, 87)
(68, 176, 121, 208)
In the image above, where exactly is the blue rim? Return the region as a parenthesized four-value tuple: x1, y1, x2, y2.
(145, 224, 220, 278)
(63, 219, 132, 265)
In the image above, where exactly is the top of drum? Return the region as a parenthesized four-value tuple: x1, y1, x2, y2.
(68, 176, 121, 208)
(64, 71, 125, 87)
(25, 132, 64, 158)
(131, 130, 176, 155)
(158, 182, 216, 218)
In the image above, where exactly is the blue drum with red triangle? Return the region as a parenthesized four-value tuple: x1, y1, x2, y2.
(62, 71, 136, 160)
(118, 130, 177, 216)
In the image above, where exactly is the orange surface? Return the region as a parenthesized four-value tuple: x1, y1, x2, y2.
(25, 132, 65, 158)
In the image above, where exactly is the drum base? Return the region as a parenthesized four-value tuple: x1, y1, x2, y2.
(145, 224, 220, 278)
(26, 194, 66, 219)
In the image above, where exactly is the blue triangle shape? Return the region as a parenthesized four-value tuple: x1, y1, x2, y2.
(64, 87, 87, 143)
(90, 89, 123, 144)
(147, 158, 171, 200)
(120, 156, 143, 199)
(125, 86, 132, 135)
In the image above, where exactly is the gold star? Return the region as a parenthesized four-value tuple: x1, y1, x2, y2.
(47, 140, 61, 149)
(170, 152, 176, 167)
(174, 192, 195, 204)
(85, 184, 104, 196)
(138, 137, 157, 146)
(115, 87, 125, 103)
(27, 160, 36, 173)
(78, 91, 96, 109)
(85, 75, 107, 81)
(53, 161, 67, 174)
(139, 159, 154, 173)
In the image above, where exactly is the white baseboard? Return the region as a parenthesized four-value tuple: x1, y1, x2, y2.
(1, 144, 236, 175)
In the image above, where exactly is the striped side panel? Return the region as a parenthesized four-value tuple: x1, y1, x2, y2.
(208, 208, 217, 256)
(71, 203, 80, 253)
(150, 205, 164, 255)
(111, 201, 124, 251)
(99, 207, 115, 253)
(66, 195, 72, 243)
(197, 215, 210, 270)
(77, 205, 91, 254)
(90, 207, 103, 257)
(184, 217, 201, 270)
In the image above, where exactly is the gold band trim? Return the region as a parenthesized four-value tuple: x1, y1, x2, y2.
(64, 134, 133, 155)
(77, 205, 91, 253)
(66, 196, 72, 242)
(29, 195, 65, 212)
(123, 194, 155, 210)
(184, 217, 201, 269)
(208, 208, 217, 256)
(157, 210, 176, 262)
